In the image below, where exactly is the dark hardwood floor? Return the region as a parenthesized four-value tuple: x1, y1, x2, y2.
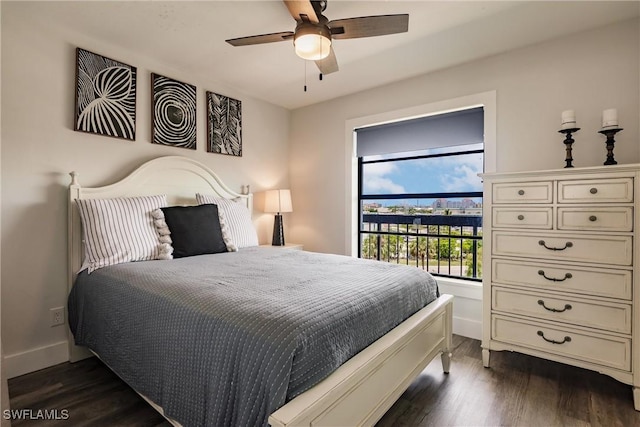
(8, 335, 640, 426)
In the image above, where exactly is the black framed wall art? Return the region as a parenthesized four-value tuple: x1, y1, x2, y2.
(74, 48, 137, 140)
(151, 73, 197, 150)
(207, 91, 242, 157)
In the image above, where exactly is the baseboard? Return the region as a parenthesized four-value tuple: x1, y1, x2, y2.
(4, 341, 68, 379)
(452, 316, 482, 340)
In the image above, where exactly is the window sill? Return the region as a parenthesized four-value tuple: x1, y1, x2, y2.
(435, 276, 482, 301)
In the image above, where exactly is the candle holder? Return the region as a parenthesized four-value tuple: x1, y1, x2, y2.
(558, 127, 580, 168)
(598, 127, 623, 165)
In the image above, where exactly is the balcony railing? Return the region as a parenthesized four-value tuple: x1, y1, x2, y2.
(359, 213, 483, 281)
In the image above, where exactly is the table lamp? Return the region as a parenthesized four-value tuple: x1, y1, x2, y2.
(264, 189, 292, 246)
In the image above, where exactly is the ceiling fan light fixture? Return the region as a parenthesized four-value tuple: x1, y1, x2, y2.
(227, 1, 409, 76)
(294, 24, 331, 60)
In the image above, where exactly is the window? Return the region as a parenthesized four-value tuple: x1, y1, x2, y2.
(356, 108, 484, 281)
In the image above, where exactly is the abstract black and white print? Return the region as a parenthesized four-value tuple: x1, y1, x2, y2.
(152, 73, 197, 150)
(207, 91, 242, 157)
(75, 48, 137, 140)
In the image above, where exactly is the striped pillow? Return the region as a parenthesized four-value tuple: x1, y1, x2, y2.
(196, 194, 258, 249)
(76, 195, 171, 273)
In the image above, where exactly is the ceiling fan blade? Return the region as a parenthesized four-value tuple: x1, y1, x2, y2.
(329, 14, 409, 39)
(315, 46, 339, 75)
(226, 32, 294, 47)
(283, 0, 319, 23)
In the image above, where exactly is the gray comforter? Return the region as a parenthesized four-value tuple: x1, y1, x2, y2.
(68, 247, 439, 426)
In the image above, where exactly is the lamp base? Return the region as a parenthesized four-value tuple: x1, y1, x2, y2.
(272, 214, 285, 246)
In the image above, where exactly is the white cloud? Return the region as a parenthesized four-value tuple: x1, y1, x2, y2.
(416, 153, 483, 192)
(365, 162, 397, 176)
(442, 163, 482, 192)
(363, 162, 406, 194)
(364, 176, 406, 194)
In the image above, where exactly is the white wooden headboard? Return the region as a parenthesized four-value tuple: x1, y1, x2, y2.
(67, 155, 252, 361)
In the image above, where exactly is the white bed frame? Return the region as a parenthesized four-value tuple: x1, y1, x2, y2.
(67, 156, 454, 427)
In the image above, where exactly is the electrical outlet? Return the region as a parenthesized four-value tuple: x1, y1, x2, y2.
(50, 307, 65, 327)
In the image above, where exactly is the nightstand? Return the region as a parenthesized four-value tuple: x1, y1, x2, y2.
(260, 243, 303, 250)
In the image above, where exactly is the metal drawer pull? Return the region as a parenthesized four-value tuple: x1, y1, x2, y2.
(537, 270, 572, 282)
(537, 299, 572, 313)
(590, 187, 598, 194)
(517, 215, 525, 220)
(589, 215, 597, 222)
(537, 331, 571, 345)
(518, 189, 525, 195)
(538, 240, 573, 251)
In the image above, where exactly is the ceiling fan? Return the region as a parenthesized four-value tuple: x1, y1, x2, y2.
(225, 0, 409, 75)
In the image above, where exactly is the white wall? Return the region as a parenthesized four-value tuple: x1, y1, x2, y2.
(0, 3, 290, 378)
(289, 18, 639, 256)
(0, 3, 11, 423)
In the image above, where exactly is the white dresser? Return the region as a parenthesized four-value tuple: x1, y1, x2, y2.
(481, 164, 640, 410)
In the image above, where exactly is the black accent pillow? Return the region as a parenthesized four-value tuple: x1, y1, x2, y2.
(160, 204, 227, 258)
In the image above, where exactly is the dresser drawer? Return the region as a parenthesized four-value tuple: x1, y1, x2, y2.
(492, 182, 552, 204)
(492, 207, 552, 229)
(492, 287, 631, 333)
(557, 207, 633, 232)
(492, 259, 632, 300)
(492, 231, 632, 266)
(558, 178, 633, 203)
(492, 315, 631, 371)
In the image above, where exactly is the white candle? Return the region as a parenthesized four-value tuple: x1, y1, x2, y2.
(602, 108, 618, 128)
(561, 110, 576, 130)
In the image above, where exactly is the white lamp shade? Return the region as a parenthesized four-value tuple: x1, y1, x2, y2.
(294, 30, 331, 61)
(264, 189, 293, 213)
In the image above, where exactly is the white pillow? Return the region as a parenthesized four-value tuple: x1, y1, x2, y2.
(196, 193, 258, 249)
(76, 195, 171, 273)
(217, 208, 239, 252)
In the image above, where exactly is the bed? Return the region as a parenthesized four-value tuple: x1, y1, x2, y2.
(66, 156, 453, 426)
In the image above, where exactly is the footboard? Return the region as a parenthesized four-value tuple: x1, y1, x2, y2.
(269, 294, 454, 427)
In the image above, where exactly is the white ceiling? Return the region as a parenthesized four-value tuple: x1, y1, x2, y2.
(20, 1, 640, 110)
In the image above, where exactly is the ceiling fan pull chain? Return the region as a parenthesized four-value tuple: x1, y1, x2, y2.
(304, 60, 308, 92)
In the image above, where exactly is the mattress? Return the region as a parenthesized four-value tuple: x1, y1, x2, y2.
(68, 247, 439, 426)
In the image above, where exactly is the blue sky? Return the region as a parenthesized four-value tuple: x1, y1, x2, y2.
(362, 152, 484, 195)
